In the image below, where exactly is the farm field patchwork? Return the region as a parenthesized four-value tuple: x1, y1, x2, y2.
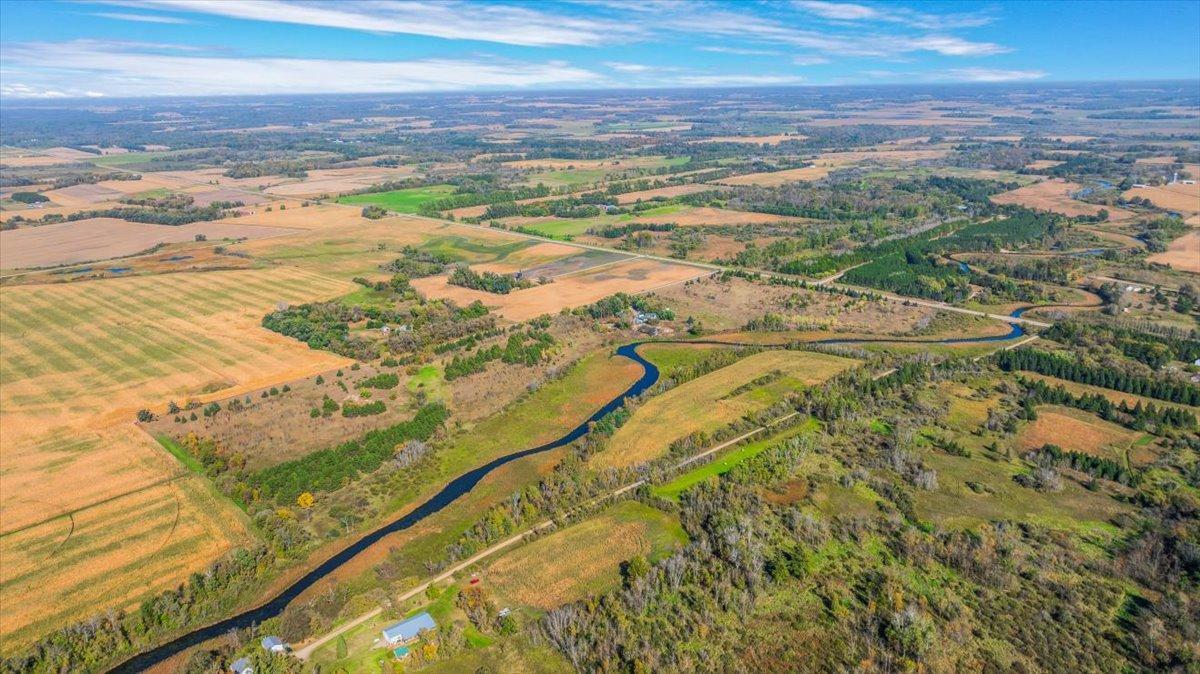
(411, 256, 708, 321)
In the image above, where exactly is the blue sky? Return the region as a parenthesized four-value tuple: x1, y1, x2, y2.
(1, 0, 1197, 98)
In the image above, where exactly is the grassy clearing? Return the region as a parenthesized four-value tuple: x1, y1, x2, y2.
(337, 184, 455, 213)
(638, 342, 735, 379)
(592, 350, 858, 470)
(652, 417, 820, 500)
(87, 151, 179, 166)
(1018, 405, 1147, 467)
(484, 500, 685, 609)
(154, 435, 204, 474)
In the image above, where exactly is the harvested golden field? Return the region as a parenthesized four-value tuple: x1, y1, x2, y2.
(693, 134, 807, 145)
(262, 166, 417, 197)
(650, 206, 803, 227)
(615, 183, 714, 204)
(484, 501, 683, 609)
(1147, 229, 1200, 273)
(991, 179, 1136, 221)
(0, 218, 301, 269)
(714, 149, 947, 186)
(1027, 159, 1064, 170)
(237, 216, 555, 279)
(1123, 183, 1200, 215)
(0, 267, 351, 649)
(411, 257, 708, 321)
(0, 267, 352, 525)
(214, 202, 368, 230)
(1018, 407, 1142, 463)
(715, 164, 837, 186)
(591, 350, 858, 469)
(505, 156, 667, 170)
(40, 183, 125, 207)
(0, 475, 253, 653)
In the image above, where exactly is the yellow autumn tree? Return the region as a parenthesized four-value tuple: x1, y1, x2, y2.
(297, 491, 315, 509)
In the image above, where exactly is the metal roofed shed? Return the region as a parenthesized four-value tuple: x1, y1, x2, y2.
(230, 657, 253, 674)
(381, 612, 437, 645)
(260, 635, 286, 652)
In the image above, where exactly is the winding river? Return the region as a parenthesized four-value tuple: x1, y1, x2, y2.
(111, 311, 1033, 672)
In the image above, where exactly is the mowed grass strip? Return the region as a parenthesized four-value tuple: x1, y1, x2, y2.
(484, 501, 685, 609)
(591, 350, 858, 470)
(337, 184, 455, 213)
(652, 417, 820, 500)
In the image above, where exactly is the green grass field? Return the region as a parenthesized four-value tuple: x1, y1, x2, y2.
(652, 417, 820, 500)
(338, 184, 456, 213)
(509, 203, 690, 239)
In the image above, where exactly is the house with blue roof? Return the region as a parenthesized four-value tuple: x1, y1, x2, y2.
(381, 612, 437, 646)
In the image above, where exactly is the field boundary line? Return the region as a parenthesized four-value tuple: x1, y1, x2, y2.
(0, 469, 189, 537)
(546, 254, 645, 280)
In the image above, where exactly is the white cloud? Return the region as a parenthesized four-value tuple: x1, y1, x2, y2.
(794, 1, 878, 21)
(92, 11, 193, 24)
(697, 46, 783, 56)
(793, 55, 831, 66)
(0, 41, 605, 98)
(118, 0, 632, 47)
(0, 83, 72, 99)
(909, 35, 1007, 57)
(673, 74, 806, 87)
(945, 67, 1047, 82)
(605, 62, 652, 73)
(794, 1, 993, 30)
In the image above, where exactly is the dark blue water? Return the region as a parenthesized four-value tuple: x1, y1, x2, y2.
(112, 311, 1037, 671)
(110, 343, 660, 672)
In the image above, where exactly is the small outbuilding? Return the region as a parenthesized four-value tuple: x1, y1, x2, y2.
(381, 612, 437, 646)
(230, 657, 254, 674)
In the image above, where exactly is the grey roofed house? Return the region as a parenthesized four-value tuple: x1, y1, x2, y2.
(230, 657, 253, 674)
(381, 612, 437, 644)
(261, 635, 286, 652)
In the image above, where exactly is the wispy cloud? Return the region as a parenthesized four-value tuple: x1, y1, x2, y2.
(604, 62, 653, 73)
(673, 74, 807, 87)
(696, 46, 783, 57)
(0, 40, 605, 97)
(794, 1, 993, 30)
(793, 55, 831, 66)
(858, 67, 1049, 83)
(91, 11, 192, 24)
(121, 0, 633, 47)
(945, 67, 1047, 82)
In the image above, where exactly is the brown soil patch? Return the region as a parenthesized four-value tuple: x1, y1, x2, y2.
(991, 179, 1136, 221)
(650, 206, 804, 227)
(0, 218, 301, 269)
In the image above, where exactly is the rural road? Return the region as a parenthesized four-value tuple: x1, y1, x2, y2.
(292, 412, 799, 661)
